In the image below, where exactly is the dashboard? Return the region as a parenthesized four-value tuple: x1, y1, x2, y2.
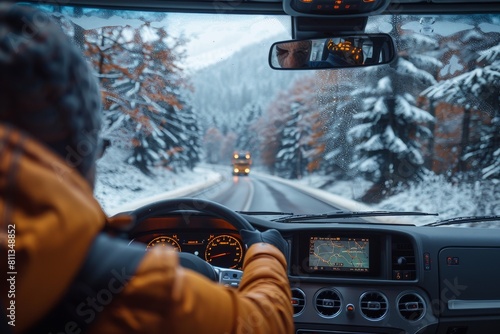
(288, 227, 432, 334)
(128, 212, 500, 334)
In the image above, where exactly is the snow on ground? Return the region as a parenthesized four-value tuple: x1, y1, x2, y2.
(297, 173, 500, 226)
(375, 176, 500, 227)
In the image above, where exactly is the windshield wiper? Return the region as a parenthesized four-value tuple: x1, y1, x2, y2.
(424, 215, 500, 227)
(274, 210, 438, 223)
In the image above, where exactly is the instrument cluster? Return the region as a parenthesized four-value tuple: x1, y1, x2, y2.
(132, 231, 245, 269)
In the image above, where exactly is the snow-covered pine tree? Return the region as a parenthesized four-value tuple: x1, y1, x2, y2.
(424, 43, 500, 180)
(312, 71, 361, 181)
(347, 19, 437, 202)
(275, 102, 306, 179)
(84, 23, 199, 174)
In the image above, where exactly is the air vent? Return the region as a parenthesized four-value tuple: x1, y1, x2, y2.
(291, 288, 306, 316)
(359, 291, 388, 320)
(398, 292, 426, 321)
(314, 288, 342, 318)
(391, 236, 416, 280)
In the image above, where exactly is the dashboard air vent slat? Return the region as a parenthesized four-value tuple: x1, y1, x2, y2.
(359, 291, 388, 320)
(391, 236, 417, 280)
(291, 288, 306, 316)
(398, 293, 426, 321)
(314, 288, 341, 318)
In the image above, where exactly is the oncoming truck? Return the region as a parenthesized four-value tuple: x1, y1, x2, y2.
(232, 151, 252, 176)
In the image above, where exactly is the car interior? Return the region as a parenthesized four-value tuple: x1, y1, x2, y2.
(14, 0, 500, 333)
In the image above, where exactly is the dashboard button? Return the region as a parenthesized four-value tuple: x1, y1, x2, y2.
(424, 252, 431, 270)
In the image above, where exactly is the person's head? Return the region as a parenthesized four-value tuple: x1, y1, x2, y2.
(0, 4, 102, 186)
(276, 40, 311, 68)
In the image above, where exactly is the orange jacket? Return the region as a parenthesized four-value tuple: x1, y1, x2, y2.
(0, 125, 294, 333)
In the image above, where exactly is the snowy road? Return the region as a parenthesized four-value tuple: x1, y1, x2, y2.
(195, 172, 339, 214)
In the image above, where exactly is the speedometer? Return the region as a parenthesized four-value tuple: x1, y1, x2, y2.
(205, 235, 243, 269)
(147, 236, 181, 251)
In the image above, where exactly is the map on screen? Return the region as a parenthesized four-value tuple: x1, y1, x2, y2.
(308, 236, 369, 272)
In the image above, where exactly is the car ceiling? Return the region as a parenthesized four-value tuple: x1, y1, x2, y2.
(17, 0, 500, 14)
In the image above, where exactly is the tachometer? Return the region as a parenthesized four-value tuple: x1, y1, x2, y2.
(147, 236, 181, 251)
(205, 235, 243, 269)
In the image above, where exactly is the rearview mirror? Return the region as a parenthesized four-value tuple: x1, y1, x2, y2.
(269, 34, 396, 70)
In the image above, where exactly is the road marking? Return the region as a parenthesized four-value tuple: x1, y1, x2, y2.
(241, 178, 254, 211)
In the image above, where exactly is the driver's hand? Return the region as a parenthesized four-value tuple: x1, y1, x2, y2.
(240, 229, 288, 257)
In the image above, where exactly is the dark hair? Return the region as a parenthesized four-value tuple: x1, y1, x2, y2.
(0, 4, 102, 179)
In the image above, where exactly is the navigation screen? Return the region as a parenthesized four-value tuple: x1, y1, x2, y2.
(308, 236, 369, 272)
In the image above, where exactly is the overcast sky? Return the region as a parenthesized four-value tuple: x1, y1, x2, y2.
(161, 14, 290, 69)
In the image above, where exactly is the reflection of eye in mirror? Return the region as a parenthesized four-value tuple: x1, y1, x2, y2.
(274, 40, 312, 69)
(269, 34, 395, 70)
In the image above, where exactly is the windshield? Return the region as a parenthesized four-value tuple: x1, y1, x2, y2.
(28, 5, 500, 225)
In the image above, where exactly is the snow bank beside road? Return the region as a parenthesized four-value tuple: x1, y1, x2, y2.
(94, 147, 222, 215)
(102, 171, 223, 216)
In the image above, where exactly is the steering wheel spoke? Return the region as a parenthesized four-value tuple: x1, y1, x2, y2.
(214, 267, 243, 288)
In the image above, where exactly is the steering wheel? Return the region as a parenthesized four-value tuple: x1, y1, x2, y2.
(128, 197, 255, 283)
